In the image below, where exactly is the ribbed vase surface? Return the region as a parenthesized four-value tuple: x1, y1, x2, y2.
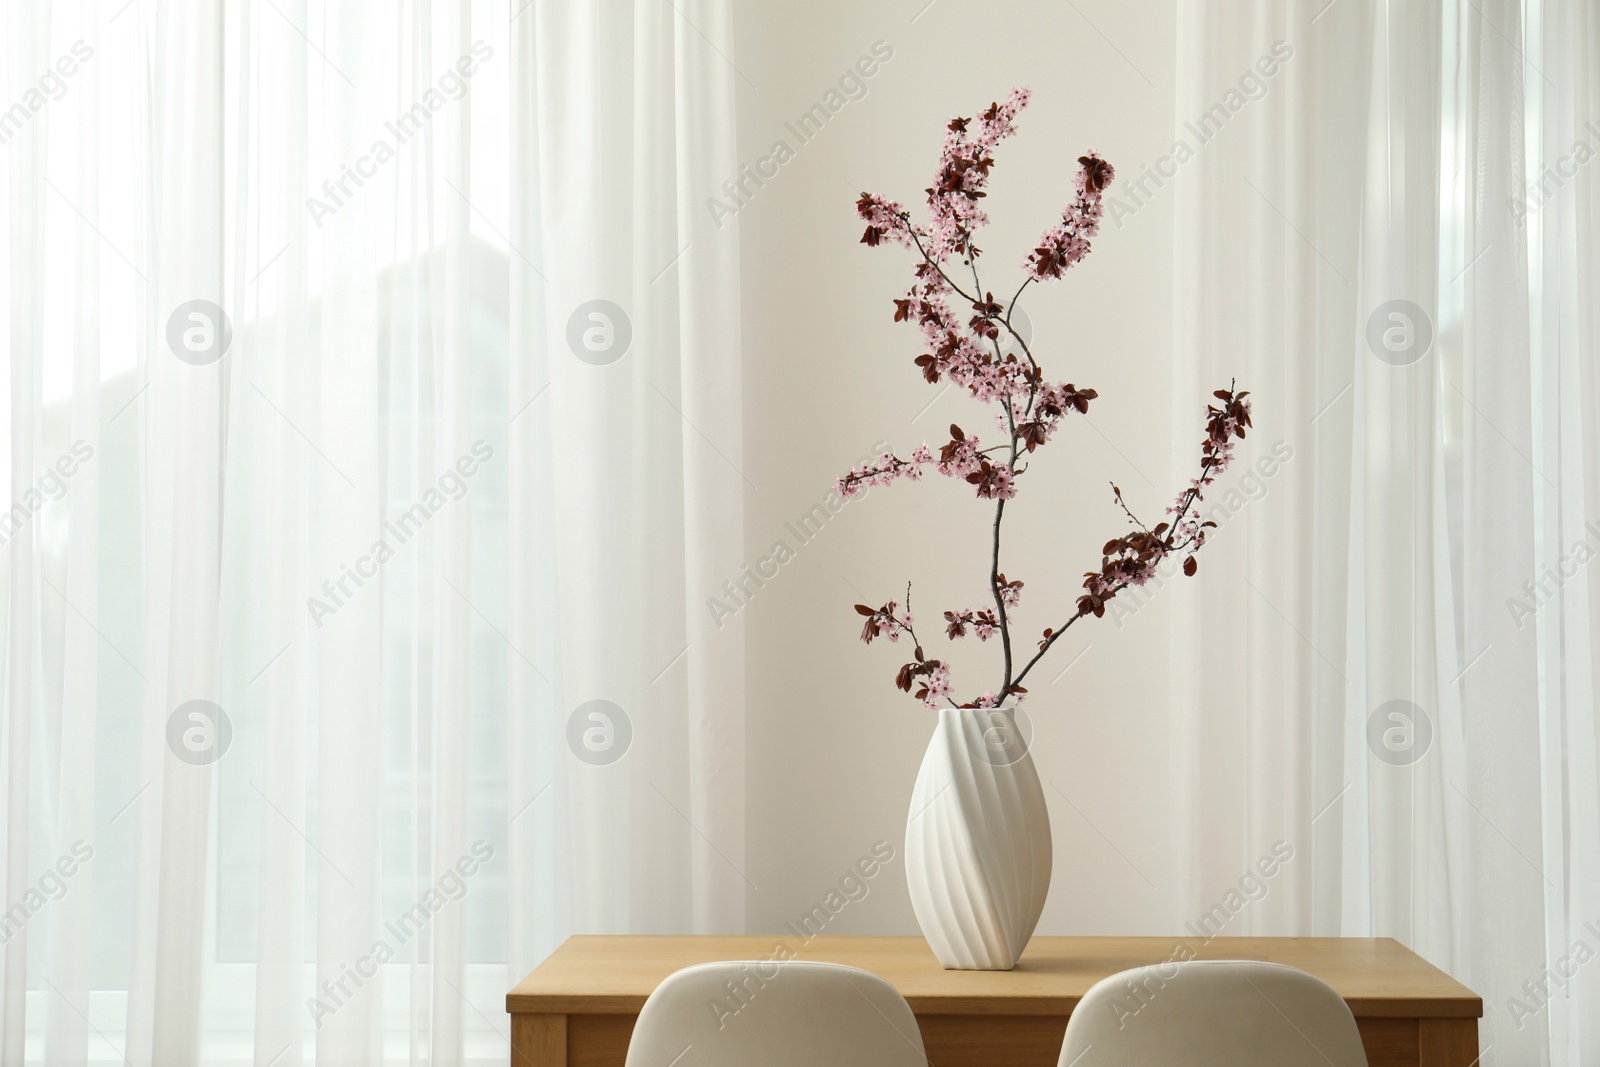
(904, 706, 1052, 970)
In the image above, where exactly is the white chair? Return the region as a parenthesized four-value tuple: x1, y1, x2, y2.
(624, 959, 928, 1067)
(1059, 960, 1369, 1066)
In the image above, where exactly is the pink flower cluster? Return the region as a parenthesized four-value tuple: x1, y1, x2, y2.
(836, 449, 928, 500)
(856, 192, 920, 251)
(1023, 153, 1114, 281)
(844, 89, 1252, 710)
(856, 599, 914, 644)
(967, 460, 1016, 500)
(936, 432, 981, 477)
(899, 280, 1031, 403)
(857, 87, 1040, 266)
(1076, 386, 1252, 619)
(924, 87, 1032, 261)
(1161, 389, 1252, 555)
(945, 607, 1000, 641)
(835, 426, 1002, 501)
(1017, 382, 1097, 452)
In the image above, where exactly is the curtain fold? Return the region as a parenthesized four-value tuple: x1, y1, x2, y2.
(518, 0, 746, 951)
(668, 0, 746, 938)
(1171, 2, 1600, 1064)
(1, 1, 744, 1063)
(43, 5, 103, 1061)
(3, 0, 47, 1058)
(142, 4, 228, 1062)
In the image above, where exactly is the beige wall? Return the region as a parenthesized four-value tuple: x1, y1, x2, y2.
(730, 0, 1188, 937)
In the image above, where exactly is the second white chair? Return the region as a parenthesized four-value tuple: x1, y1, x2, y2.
(1059, 959, 1369, 1066)
(624, 959, 928, 1067)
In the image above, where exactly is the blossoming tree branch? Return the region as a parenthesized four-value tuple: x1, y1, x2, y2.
(838, 88, 1252, 710)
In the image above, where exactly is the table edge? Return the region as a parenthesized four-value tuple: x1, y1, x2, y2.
(505, 993, 1484, 1018)
(507, 935, 1484, 1020)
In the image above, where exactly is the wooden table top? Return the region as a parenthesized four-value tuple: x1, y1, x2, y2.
(507, 935, 1482, 1019)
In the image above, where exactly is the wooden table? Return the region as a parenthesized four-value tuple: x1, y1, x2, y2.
(506, 935, 1482, 1067)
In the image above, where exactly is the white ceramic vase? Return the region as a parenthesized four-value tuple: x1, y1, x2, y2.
(904, 706, 1051, 970)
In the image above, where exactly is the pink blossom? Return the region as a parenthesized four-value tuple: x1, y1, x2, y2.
(836, 448, 936, 499)
(846, 92, 1253, 710)
(924, 88, 1033, 261)
(1024, 153, 1115, 281)
(856, 192, 922, 250)
(969, 461, 1017, 500)
(944, 606, 999, 640)
(936, 434, 983, 478)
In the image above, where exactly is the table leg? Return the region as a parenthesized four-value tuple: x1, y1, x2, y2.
(1419, 1019, 1479, 1067)
(511, 1012, 567, 1067)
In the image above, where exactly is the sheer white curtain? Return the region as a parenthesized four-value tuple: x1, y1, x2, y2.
(1, 1, 743, 1063)
(1167, 1, 1599, 1064)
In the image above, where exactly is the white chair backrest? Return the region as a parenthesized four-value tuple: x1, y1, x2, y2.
(624, 959, 928, 1067)
(1059, 960, 1369, 1067)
